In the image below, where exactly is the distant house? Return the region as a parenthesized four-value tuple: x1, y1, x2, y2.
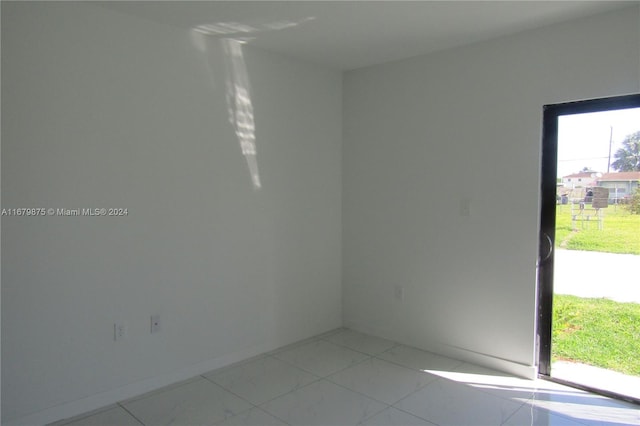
(561, 171, 599, 188)
(596, 172, 640, 202)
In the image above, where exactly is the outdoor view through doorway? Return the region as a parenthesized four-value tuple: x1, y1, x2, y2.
(547, 103, 640, 401)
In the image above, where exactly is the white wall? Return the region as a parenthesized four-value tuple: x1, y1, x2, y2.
(3, 3, 640, 424)
(343, 6, 640, 377)
(1, 2, 341, 424)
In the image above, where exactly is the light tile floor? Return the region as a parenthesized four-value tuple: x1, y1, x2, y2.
(51, 328, 640, 426)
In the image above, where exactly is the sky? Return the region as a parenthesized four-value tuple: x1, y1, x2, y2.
(557, 107, 640, 178)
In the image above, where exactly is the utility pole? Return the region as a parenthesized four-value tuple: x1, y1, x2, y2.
(607, 126, 613, 173)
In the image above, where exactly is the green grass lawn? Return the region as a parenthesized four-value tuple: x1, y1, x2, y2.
(552, 294, 640, 376)
(555, 203, 640, 254)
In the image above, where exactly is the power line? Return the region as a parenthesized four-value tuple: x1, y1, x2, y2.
(558, 156, 609, 162)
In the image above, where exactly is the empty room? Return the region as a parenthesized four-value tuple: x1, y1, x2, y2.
(2, 1, 639, 425)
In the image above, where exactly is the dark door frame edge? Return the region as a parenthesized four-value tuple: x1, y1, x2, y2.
(537, 92, 640, 404)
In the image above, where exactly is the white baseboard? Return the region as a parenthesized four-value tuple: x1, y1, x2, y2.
(345, 319, 537, 380)
(432, 342, 538, 380)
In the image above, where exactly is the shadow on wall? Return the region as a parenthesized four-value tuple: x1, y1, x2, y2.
(190, 17, 315, 190)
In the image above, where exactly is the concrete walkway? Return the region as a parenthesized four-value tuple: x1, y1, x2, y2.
(552, 249, 640, 401)
(553, 249, 640, 303)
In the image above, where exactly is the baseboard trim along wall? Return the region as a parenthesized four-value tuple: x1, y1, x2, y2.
(433, 342, 538, 380)
(345, 320, 537, 381)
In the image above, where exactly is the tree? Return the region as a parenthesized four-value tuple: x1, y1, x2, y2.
(628, 188, 640, 215)
(611, 130, 640, 172)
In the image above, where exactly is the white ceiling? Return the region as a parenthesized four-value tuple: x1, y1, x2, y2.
(98, 1, 636, 70)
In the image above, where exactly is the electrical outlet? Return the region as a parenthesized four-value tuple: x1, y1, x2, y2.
(150, 315, 160, 334)
(114, 323, 127, 341)
(394, 285, 404, 301)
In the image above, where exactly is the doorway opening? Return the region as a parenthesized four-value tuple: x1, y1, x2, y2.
(538, 93, 640, 404)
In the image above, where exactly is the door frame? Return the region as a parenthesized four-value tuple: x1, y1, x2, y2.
(538, 93, 640, 396)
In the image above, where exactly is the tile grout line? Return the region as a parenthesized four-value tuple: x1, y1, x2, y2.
(499, 400, 532, 426)
(127, 336, 329, 424)
(221, 355, 395, 424)
(201, 366, 322, 408)
(389, 375, 531, 426)
(116, 403, 146, 426)
(248, 406, 292, 426)
(322, 358, 439, 407)
(47, 404, 120, 426)
(118, 376, 203, 407)
(374, 354, 542, 408)
(384, 405, 440, 426)
(199, 382, 287, 426)
(256, 376, 325, 407)
(200, 332, 430, 424)
(320, 377, 394, 407)
(268, 340, 375, 378)
(318, 333, 400, 358)
(198, 358, 323, 424)
(357, 403, 393, 425)
(498, 397, 531, 426)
